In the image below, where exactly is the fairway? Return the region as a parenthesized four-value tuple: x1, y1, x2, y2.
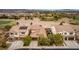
(0, 19, 16, 28)
(0, 21, 11, 25)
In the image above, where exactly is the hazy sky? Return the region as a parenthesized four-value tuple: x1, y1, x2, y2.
(0, 0, 79, 9)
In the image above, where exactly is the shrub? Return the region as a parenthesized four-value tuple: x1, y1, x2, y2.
(4, 25, 12, 31)
(1, 42, 7, 48)
(69, 20, 79, 25)
(23, 36, 32, 46)
(59, 21, 65, 25)
(40, 16, 54, 21)
(53, 34, 63, 46)
(38, 36, 50, 46)
(48, 34, 54, 45)
(0, 38, 7, 48)
(54, 39, 64, 46)
(53, 15, 60, 21)
(70, 22, 79, 25)
(48, 34, 64, 46)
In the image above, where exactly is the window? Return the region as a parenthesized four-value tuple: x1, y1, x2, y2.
(10, 33, 13, 35)
(65, 37, 67, 40)
(70, 32, 73, 35)
(64, 33, 67, 35)
(19, 26, 27, 30)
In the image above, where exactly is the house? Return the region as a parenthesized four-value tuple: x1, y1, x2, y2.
(71, 25, 79, 40)
(29, 25, 47, 39)
(76, 32, 79, 40)
(9, 23, 47, 41)
(9, 25, 29, 41)
(55, 25, 75, 40)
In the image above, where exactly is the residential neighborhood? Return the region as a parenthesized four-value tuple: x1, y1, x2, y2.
(0, 9, 79, 50)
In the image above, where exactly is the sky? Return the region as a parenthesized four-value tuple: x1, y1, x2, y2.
(0, 0, 79, 9)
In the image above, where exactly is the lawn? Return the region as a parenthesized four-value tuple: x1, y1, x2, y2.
(40, 17, 54, 21)
(0, 19, 16, 28)
(69, 20, 79, 25)
(74, 16, 79, 21)
(0, 21, 11, 25)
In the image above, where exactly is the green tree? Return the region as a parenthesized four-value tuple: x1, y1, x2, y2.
(48, 34, 63, 46)
(0, 35, 7, 48)
(0, 14, 8, 19)
(4, 25, 12, 31)
(48, 34, 54, 45)
(72, 16, 76, 20)
(53, 34, 63, 46)
(38, 36, 50, 46)
(53, 15, 59, 21)
(23, 36, 32, 46)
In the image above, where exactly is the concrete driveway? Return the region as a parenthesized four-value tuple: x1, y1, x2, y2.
(29, 41, 38, 48)
(65, 41, 79, 48)
(8, 40, 24, 50)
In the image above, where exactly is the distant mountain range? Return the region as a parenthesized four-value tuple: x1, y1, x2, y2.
(53, 9, 79, 13)
(0, 9, 51, 13)
(0, 9, 79, 13)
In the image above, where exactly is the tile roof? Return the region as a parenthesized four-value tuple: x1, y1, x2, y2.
(55, 25, 74, 32)
(30, 25, 47, 38)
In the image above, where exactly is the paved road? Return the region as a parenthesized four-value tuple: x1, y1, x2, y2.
(8, 40, 24, 50)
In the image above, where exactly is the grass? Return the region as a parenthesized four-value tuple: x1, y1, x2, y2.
(69, 20, 79, 25)
(0, 19, 16, 28)
(40, 17, 54, 21)
(0, 43, 11, 50)
(0, 21, 11, 25)
(74, 16, 79, 21)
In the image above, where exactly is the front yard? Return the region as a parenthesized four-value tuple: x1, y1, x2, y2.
(23, 34, 64, 47)
(23, 36, 32, 46)
(38, 34, 64, 46)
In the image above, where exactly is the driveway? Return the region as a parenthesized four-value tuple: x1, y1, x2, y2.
(8, 40, 24, 50)
(29, 41, 38, 48)
(64, 41, 79, 48)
